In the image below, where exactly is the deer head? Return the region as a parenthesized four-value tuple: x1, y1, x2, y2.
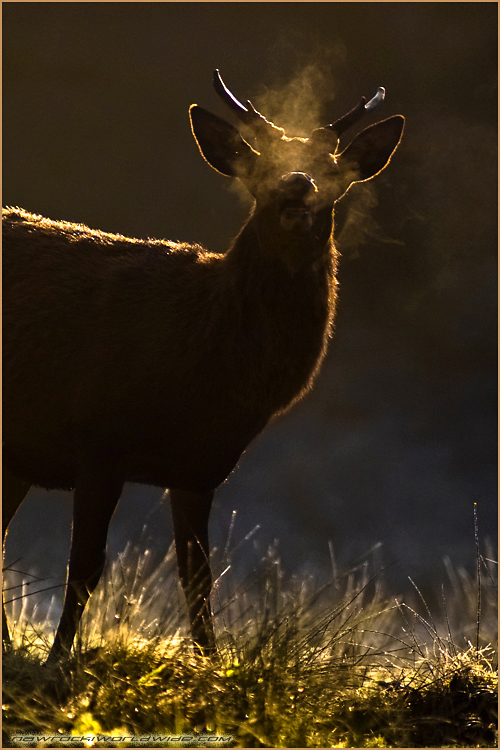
(189, 70, 404, 265)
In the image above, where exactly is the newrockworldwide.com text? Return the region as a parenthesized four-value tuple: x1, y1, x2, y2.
(9, 733, 236, 745)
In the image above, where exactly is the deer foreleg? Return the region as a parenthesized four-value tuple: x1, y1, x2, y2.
(46, 459, 123, 664)
(169, 488, 215, 655)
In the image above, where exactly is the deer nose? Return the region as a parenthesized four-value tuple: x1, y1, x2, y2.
(279, 172, 317, 197)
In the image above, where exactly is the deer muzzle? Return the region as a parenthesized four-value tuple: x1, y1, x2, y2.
(277, 172, 318, 232)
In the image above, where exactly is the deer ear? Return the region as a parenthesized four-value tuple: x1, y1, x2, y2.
(337, 115, 404, 187)
(189, 105, 259, 177)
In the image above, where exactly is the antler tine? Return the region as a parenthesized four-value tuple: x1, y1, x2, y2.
(311, 87, 386, 151)
(213, 70, 284, 141)
(331, 87, 385, 137)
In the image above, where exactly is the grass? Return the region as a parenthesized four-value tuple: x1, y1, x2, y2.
(2, 532, 497, 748)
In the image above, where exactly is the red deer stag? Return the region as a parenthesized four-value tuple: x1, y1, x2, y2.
(3, 71, 404, 661)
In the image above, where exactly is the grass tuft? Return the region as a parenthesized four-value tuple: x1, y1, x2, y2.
(3, 540, 497, 748)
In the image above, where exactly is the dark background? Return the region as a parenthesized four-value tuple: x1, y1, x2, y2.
(3, 3, 497, 628)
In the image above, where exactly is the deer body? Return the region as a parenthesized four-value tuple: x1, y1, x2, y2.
(3, 71, 403, 661)
(3, 207, 335, 492)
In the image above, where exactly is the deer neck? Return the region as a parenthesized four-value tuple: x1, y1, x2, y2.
(225, 206, 337, 287)
(215, 213, 337, 415)
(223, 208, 338, 343)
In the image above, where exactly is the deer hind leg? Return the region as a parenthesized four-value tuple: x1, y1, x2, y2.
(169, 488, 215, 655)
(46, 456, 123, 664)
(2, 466, 32, 648)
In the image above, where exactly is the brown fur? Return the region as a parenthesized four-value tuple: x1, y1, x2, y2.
(3, 206, 337, 491)
(2, 75, 403, 660)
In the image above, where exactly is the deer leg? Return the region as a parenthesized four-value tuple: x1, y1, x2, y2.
(169, 488, 215, 655)
(46, 458, 123, 664)
(2, 466, 32, 648)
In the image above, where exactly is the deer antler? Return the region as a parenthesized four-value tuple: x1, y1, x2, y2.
(213, 69, 285, 142)
(311, 87, 386, 151)
(214, 71, 386, 153)
(330, 87, 385, 136)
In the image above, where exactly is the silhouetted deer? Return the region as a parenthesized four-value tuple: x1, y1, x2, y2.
(3, 71, 404, 662)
